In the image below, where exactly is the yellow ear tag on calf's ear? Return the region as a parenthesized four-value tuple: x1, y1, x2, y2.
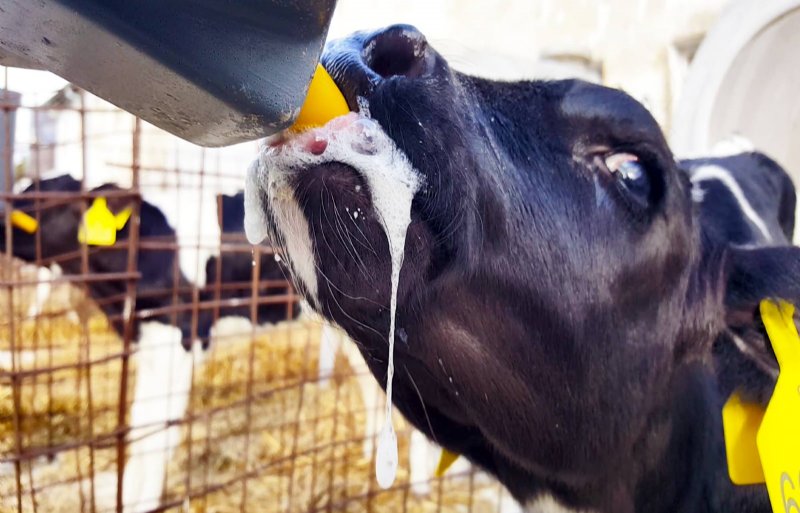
(78, 197, 126, 247)
(723, 299, 800, 512)
(756, 299, 800, 513)
(289, 63, 349, 133)
(114, 207, 132, 230)
(722, 391, 766, 484)
(10, 210, 38, 234)
(435, 448, 460, 478)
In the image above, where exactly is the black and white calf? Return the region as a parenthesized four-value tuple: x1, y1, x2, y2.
(244, 24, 799, 513)
(680, 151, 796, 413)
(203, 191, 300, 325)
(681, 151, 795, 247)
(0, 175, 212, 512)
(0, 174, 213, 344)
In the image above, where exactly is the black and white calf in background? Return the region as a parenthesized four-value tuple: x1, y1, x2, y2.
(679, 150, 796, 413)
(0, 174, 212, 513)
(204, 192, 358, 381)
(0, 174, 214, 343)
(244, 24, 799, 513)
(681, 151, 796, 248)
(203, 191, 300, 325)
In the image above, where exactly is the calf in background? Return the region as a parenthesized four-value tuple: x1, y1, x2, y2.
(681, 151, 797, 408)
(0, 174, 213, 346)
(203, 191, 300, 326)
(0, 174, 214, 512)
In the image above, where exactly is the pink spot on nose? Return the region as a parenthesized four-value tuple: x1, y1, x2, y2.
(294, 129, 328, 155)
(308, 137, 328, 155)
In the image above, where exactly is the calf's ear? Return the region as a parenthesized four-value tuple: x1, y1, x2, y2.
(725, 246, 800, 313)
(719, 246, 800, 402)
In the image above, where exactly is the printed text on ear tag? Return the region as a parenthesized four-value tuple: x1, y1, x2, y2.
(78, 197, 119, 246)
(757, 299, 800, 513)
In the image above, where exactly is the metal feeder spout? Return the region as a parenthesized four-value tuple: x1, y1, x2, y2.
(0, 0, 339, 147)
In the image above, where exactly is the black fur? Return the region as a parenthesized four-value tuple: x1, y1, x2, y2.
(253, 25, 800, 512)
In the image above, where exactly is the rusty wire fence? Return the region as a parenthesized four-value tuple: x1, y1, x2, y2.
(0, 67, 513, 513)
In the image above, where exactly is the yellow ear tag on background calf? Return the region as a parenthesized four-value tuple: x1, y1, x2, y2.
(435, 448, 460, 478)
(78, 197, 124, 246)
(756, 299, 800, 513)
(114, 206, 132, 230)
(289, 63, 349, 132)
(10, 210, 38, 234)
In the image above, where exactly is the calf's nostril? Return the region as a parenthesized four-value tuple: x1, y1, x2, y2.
(363, 25, 433, 79)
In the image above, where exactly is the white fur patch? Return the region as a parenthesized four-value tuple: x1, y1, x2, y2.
(123, 321, 195, 513)
(244, 115, 421, 310)
(245, 159, 319, 301)
(690, 164, 772, 243)
(690, 184, 706, 204)
(710, 135, 755, 157)
(525, 494, 593, 513)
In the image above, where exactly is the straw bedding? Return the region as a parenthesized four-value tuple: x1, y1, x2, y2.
(0, 259, 509, 513)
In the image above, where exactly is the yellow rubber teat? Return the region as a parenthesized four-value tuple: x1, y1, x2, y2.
(289, 64, 349, 132)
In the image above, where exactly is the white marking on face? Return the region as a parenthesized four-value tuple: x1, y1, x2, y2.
(244, 114, 422, 310)
(245, 113, 421, 489)
(690, 164, 773, 243)
(245, 158, 319, 301)
(690, 184, 706, 203)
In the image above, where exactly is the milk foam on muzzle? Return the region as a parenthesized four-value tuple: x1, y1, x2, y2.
(244, 113, 421, 489)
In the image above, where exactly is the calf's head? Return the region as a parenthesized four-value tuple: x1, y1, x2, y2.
(245, 24, 799, 508)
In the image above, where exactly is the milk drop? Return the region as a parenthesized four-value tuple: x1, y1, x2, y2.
(376, 420, 398, 487)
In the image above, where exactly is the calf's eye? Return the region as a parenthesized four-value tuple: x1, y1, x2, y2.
(604, 152, 651, 210)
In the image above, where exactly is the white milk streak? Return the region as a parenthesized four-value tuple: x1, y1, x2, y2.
(374, 169, 416, 488)
(244, 114, 420, 488)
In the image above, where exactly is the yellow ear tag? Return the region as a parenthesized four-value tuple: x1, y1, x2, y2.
(435, 448, 460, 478)
(289, 63, 349, 133)
(10, 210, 38, 234)
(756, 299, 800, 513)
(722, 391, 766, 484)
(77, 197, 118, 246)
(114, 207, 132, 230)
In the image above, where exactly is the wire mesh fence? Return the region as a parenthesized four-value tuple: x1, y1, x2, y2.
(0, 67, 514, 513)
